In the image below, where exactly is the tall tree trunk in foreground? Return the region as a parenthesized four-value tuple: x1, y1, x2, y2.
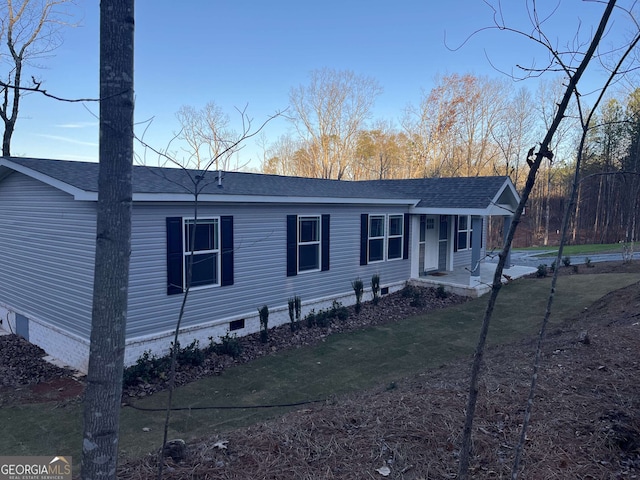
(81, 1, 134, 479)
(511, 23, 640, 480)
(457, 2, 616, 478)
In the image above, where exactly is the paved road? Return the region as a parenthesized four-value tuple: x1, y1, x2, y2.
(487, 251, 631, 268)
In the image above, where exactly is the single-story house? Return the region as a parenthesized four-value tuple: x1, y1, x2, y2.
(0, 157, 523, 372)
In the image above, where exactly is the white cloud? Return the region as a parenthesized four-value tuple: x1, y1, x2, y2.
(55, 121, 98, 129)
(38, 134, 98, 147)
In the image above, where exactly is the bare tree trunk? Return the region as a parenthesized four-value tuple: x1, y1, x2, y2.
(457, 3, 615, 477)
(1, 50, 20, 156)
(2, 120, 14, 156)
(572, 182, 582, 243)
(81, 1, 134, 479)
(543, 170, 551, 245)
(511, 134, 585, 480)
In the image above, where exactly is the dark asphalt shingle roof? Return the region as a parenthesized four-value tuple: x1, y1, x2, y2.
(2, 157, 514, 209)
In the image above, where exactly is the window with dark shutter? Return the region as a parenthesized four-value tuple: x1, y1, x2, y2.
(166, 217, 184, 295)
(287, 214, 330, 275)
(360, 214, 368, 266)
(166, 215, 234, 294)
(220, 216, 234, 286)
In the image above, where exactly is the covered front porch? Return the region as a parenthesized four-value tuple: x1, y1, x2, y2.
(411, 262, 537, 298)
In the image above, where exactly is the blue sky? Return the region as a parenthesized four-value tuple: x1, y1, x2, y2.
(9, 0, 635, 169)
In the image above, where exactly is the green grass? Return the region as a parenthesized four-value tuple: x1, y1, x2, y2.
(514, 242, 627, 256)
(1, 273, 638, 466)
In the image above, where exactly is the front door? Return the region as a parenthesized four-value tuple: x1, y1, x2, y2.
(423, 215, 439, 272)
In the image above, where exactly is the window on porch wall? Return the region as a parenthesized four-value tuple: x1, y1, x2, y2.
(457, 215, 471, 250)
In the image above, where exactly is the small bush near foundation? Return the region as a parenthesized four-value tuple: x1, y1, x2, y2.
(563, 256, 572, 267)
(210, 333, 243, 359)
(332, 300, 349, 321)
(315, 309, 332, 328)
(536, 264, 548, 278)
(410, 291, 423, 308)
(401, 284, 419, 298)
(288, 296, 302, 332)
(304, 302, 348, 329)
(305, 309, 316, 328)
(171, 339, 205, 367)
(258, 305, 269, 343)
(352, 278, 364, 314)
(371, 274, 381, 305)
(435, 284, 449, 299)
(123, 350, 170, 387)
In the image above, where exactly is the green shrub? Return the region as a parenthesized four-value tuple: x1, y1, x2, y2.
(258, 305, 269, 343)
(536, 264, 548, 277)
(401, 284, 419, 298)
(305, 309, 316, 328)
(410, 290, 423, 307)
(123, 339, 207, 388)
(550, 260, 557, 272)
(288, 296, 301, 332)
(315, 309, 332, 328)
(562, 256, 572, 267)
(352, 278, 364, 314)
(331, 300, 349, 321)
(295, 296, 302, 323)
(435, 284, 449, 299)
(123, 350, 170, 388)
(371, 274, 380, 305)
(173, 339, 205, 367)
(210, 333, 242, 358)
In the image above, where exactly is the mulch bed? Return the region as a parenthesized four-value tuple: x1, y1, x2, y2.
(0, 334, 80, 407)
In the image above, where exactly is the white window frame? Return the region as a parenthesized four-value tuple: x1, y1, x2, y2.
(298, 215, 321, 273)
(368, 214, 386, 263)
(457, 215, 471, 251)
(387, 214, 404, 260)
(183, 217, 220, 290)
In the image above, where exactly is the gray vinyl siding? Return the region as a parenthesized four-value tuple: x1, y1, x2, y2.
(126, 202, 411, 338)
(0, 172, 96, 338)
(452, 215, 488, 268)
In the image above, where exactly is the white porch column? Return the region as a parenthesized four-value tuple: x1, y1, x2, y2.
(410, 215, 421, 279)
(470, 216, 483, 286)
(503, 215, 513, 267)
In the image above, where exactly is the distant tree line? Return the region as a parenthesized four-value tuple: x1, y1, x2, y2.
(257, 71, 640, 248)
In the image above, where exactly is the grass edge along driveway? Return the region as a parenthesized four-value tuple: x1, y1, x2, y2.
(1, 273, 638, 464)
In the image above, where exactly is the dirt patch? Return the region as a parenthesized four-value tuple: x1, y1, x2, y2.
(0, 334, 80, 406)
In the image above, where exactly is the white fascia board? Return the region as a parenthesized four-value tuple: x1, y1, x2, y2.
(411, 206, 516, 216)
(0, 159, 95, 200)
(410, 207, 489, 216)
(131, 192, 420, 206)
(486, 203, 517, 216)
(492, 180, 520, 206)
